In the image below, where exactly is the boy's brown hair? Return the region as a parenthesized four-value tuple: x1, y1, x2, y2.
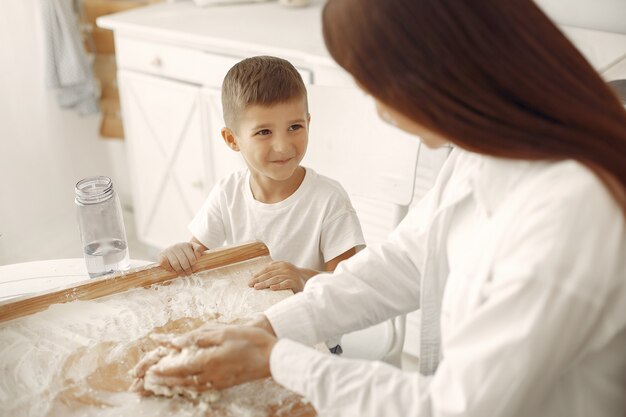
(222, 56, 308, 131)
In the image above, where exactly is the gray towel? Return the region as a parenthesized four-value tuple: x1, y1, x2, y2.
(39, 0, 99, 115)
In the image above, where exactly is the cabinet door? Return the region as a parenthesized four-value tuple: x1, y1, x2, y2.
(200, 87, 247, 187)
(118, 70, 209, 249)
(305, 86, 420, 207)
(304, 85, 420, 248)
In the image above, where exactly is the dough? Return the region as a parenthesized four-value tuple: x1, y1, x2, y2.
(132, 343, 221, 402)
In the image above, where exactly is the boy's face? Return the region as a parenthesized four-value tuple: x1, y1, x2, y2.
(222, 98, 310, 183)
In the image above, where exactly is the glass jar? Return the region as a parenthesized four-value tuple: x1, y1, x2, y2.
(75, 176, 130, 278)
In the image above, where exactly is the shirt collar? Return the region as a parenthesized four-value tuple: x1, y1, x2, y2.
(467, 152, 533, 218)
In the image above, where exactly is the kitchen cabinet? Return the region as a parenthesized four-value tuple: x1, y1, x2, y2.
(80, 0, 163, 139)
(113, 31, 251, 247)
(118, 70, 209, 248)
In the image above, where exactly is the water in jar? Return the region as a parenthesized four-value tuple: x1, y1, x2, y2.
(83, 238, 130, 278)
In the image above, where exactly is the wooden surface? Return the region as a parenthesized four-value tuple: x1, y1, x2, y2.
(81, 0, 162, 140)
(82, 0, 163, 26)
(0, 258, 151, 303)
(0, 241, 269, 323)
(99, 107, 125, 138)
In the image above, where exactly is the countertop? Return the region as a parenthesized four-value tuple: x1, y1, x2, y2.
(97, 0, 334, 67)
(97, 0, 626, 74)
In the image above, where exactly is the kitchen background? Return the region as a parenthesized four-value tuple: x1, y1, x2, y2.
(1, 0, 156, 265)
(0, 0, 625, 366)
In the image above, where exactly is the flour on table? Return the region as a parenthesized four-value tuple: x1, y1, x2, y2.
(0, 256, 314, 417)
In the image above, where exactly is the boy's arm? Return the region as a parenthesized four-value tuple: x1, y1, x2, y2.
(248, 247, 358, 293)
(324, 247, 356, 271)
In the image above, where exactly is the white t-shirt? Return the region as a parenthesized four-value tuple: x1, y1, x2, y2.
(189, 167, 365, 271)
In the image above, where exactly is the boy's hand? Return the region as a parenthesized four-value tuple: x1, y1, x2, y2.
(248, 261, 317, 293)
(158, 242, 205, 275)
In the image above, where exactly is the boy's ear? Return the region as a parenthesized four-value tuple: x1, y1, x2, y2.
(221, 127, 240, 152)
(307, 113, 311, 126)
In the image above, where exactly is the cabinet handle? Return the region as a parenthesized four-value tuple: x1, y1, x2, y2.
(150, 57, 162, 68)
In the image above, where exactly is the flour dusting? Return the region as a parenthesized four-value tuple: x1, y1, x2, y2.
(0, 256, 314, 417)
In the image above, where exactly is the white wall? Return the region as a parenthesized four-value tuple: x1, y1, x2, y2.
(0, 0, 132, 264)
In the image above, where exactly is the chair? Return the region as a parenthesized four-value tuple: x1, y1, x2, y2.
(338, 195, 409, 367)
(327, 145, 452, 366)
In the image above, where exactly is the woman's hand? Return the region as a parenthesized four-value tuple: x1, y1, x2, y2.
(141, 324, 277, 391)
(248, 261, 317, 292)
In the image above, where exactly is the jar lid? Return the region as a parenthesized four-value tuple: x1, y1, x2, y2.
(75, 176, 114, 205)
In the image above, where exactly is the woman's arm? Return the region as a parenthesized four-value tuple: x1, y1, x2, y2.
(264, 204, 431, 347)
(324, 247, 356, 271)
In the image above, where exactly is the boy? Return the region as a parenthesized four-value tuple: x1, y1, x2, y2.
(159, 56, 365, 337)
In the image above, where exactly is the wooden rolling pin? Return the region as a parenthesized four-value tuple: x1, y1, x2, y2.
(0, 241, 269, 323)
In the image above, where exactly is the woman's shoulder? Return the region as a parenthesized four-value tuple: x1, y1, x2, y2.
(491, 158, 625, 291)
(525, 159, 618, 214)
(464, 149, 620, 218)
(498, 158, 625, 259)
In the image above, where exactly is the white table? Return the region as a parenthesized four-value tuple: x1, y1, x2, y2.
(0, 258, 152, 302)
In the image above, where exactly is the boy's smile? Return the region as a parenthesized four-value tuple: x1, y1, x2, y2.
(221, 98, 310, 203)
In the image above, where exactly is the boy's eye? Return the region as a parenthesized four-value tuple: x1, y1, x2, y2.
(255, 129, 271, 136)
(288, 124, 303, 131)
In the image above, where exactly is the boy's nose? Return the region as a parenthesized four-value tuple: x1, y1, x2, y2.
(271, 135, 293, 154)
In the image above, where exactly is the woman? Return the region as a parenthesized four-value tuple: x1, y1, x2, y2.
(136, 1, 626, 416)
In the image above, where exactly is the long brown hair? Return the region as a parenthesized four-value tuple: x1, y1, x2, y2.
(322, 0, 626, 212)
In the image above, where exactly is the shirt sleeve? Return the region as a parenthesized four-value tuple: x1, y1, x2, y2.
(269, 281, 606, 417)
(319, 206, 365, 262)
(270, 338, 433, 417)
(187, 184, 226, 249)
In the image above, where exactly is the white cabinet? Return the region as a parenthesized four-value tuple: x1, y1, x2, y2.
(115, 36, 240, 87)
(305, 85, 421, 246)
(118, 70, 210, 248)
(306, 86, 419, 206)
(114, 32, 249, 249)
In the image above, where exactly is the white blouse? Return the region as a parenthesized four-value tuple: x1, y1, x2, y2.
(264, 148, 626, 417)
